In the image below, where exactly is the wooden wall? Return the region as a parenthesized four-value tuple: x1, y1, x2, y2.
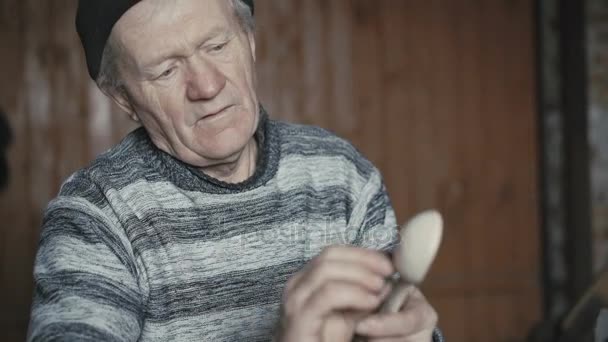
(0, 1, 540, 341)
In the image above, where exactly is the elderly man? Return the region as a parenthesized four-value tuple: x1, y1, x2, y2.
(27, 1, 443, 341)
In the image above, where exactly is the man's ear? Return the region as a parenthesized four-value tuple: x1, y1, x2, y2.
(104, 88, 140, 122)
(247, 31, 256, 62)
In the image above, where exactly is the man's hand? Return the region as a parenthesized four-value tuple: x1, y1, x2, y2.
(355, 285, 438, 341)
(274, 246, 394, 342)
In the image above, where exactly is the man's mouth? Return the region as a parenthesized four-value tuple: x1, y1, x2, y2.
(201, 105, 232, 120)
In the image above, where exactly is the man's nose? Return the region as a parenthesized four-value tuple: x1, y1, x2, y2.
(185, 56, 226, 101)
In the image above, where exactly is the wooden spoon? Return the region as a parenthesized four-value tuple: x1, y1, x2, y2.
(379, 210, 443, 313)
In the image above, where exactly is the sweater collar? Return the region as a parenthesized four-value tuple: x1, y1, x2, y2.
(148, 106, 280, 194)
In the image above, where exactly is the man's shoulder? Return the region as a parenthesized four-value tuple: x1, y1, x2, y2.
(58, 127, 152, 197)
(270, 120, 377, 177)
(272, 120, 358, 155)
(272, 119, 349, 142)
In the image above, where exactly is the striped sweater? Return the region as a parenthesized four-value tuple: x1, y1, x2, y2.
(27, 112, 437, 341)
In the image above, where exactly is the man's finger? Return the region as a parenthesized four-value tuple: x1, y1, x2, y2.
(295, 260, 388, 295)
(316, 246, 394, 276)
(322, 313, 359, 342)
(283, 261, 390, 316)
(354, 295, 437, 337)
(368, 330, 432, 342)
(302, 281, 384, 318)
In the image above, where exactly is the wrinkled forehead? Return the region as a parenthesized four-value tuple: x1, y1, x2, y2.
(112, 0, 237, 67)
(114, 0, 234, 43)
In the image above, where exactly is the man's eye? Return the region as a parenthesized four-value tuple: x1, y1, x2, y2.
(157, 67, 176, 79)
(210, 42, 228, 52)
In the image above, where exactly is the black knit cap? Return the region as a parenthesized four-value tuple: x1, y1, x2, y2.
(76, 0, 254, 80)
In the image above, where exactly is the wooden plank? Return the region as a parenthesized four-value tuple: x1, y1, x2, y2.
(16, 1, 54, 337)
(49, 0, 87, 187)
(429, 0, 481, 298)
(300, 0, 328, 128)
(0, 0, 29, 339)
(433, 291, 541, 342)
(475, 0, 540, 285)
(381, 0, 415, 220)
(0, 0, 58, 338)
(352, 0, 386, 171)
(431, 296, 469, 342)
(255, 0, 304, 123)
(327, 0, 355, 137)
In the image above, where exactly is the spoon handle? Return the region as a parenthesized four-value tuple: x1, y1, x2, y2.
(352, 280, 414, 342)
(378, 279, 413, 313)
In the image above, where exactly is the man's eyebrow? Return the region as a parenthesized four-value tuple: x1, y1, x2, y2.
(141, 26, 231, 70)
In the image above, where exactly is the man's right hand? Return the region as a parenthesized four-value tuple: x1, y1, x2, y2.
(274, 246, 395, 342)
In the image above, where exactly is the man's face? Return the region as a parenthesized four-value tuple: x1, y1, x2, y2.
(112, 0, 258, 167)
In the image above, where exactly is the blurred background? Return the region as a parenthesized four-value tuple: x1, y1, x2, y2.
(1, 0, 607, 341)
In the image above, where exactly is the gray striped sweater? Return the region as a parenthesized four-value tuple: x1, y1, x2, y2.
(28, 112, 440, 341)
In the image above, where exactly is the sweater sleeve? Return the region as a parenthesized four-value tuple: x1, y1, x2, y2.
(347, 168, 399, 252)
(27, 196, 145, 342)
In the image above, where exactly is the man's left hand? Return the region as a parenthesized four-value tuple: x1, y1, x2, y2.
(354, 285, 438, 341)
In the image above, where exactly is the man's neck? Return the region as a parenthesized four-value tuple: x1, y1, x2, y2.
(200, 138, 258, 184)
